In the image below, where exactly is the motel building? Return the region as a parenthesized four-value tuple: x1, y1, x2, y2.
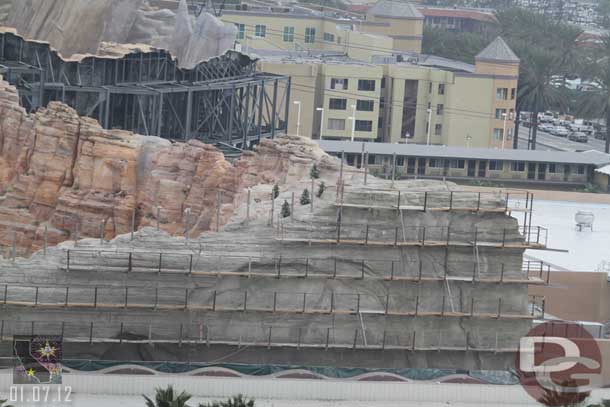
(319, 140, 610, 189)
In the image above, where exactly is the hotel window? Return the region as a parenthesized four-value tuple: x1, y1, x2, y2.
(428, 82, 433, 93)
(235, 24, 245, 39)
(323, 32, 335, 42)
(434, 124, 442, 136)
(495, 108, 507, 120)
(548, 163, 557, 173)
(381, 77, 386, 88)
(330, 78, 348, 90)
(283, 26, 294, 42)
(493, 128, 504, 140)
(511, 161, 526, 172)
(577, 165, 585, 174)
(450, 159, 465, 169)
(356, 100, 374, 111)
(305, 27, 316, 43)
(327, 118, 345, 130)
(254, 24, 266, 37)
(368, 154, 376, 164)
(428, 159, 443, 168)
(329, 98, 347, 110)
(496, 88, 508, 100)
(358, 79, 376, 91)
(396, 157, 405, 166)
(355, 120, 373, 132)
(436, 104, 444, 115)
(511, 88, 516, 100)
(489, 160, 503, 171)
(507, 128, 514, 139)
(438, 83, 445, 95)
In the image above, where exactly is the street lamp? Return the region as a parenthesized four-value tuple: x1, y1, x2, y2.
(293, 100, 301, 137)
(502, 112, 508, 150)
(350, 104, 356, 141)
(316, 107, 324, 140)
(426, 108, 432, 145)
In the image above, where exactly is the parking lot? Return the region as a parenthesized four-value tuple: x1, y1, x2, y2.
(517, 126, 609, 152)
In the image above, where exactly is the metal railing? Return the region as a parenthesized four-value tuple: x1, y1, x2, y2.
(0, 319, 525, 352)
(336, 186, 533, 214)
(59, 249, 548, 284)
(276, 221, 548, 248)
(0, 282, 542, 319)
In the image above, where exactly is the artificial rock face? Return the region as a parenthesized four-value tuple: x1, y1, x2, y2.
(4, 0, 236, 68)
(0, 77, 327, 256)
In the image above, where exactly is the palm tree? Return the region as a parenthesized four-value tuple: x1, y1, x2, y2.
(537, 379, 590, 407)
(577, 34, 610, 153)
(200, 395, 255, 407)
(143, 385, 192, 407)
(496, 8, 583, 149)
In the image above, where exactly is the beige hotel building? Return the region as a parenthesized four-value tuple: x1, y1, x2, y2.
(220, 0, 519, 148)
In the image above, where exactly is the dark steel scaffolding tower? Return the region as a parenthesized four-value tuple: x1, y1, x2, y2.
(0, 31, 291, 149)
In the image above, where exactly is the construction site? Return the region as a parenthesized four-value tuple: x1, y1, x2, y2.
(0, 0, 559, 395)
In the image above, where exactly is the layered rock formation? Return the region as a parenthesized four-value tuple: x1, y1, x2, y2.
(0, 77, 329, 256)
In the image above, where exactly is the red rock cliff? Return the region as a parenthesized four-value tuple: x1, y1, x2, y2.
(0, 78, 332, 256)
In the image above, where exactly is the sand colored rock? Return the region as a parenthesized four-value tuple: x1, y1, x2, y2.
(0, 78, 327, 256)
(4, 0, 236, 68)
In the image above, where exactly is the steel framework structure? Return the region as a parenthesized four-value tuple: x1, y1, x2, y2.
(0, 31, 290, 149)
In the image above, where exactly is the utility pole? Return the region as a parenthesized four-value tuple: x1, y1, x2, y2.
(350, 104, 356, 141)
(426, 108, 432, 145)
(316, 107, 324, 140)
(293, 101, 301, 136)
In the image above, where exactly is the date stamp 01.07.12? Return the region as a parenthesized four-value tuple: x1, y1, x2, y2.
(7, 335, 72, 407)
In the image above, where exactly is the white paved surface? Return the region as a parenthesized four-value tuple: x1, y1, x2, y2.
(521, 199, 610, 272)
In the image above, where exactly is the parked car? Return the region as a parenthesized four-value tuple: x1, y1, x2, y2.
(568, 132, 588, 143)
(538, 112, 555, 123)
(594, 131, 607, 140)
(569, 122, 595, 135)
(551, 126, 569, 137)
(538, 123, 554, 133)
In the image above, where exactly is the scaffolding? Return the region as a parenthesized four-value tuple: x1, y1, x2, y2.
(0, 31, 290, 148)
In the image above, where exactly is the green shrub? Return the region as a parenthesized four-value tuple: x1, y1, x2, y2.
(300, 188, 311, 205)
(317, 181, 326, 198)
(281, 200, 291, 218)
(310, 164, 320, 179)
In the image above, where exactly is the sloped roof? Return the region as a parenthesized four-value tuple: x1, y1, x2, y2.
(418, 7, 498, 23)
(318, 140, 610, 167)
(367, 0, 424, 19)
(475, 37, 520, 63)
(595, 163, 610, 175)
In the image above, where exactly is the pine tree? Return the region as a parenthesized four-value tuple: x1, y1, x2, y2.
(300, 188, 311, 205)
(281, 200, 291, 218)
(272, 184, 279, 199)
(310, 164, 320, 179)
(317, 181, 326, 198)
